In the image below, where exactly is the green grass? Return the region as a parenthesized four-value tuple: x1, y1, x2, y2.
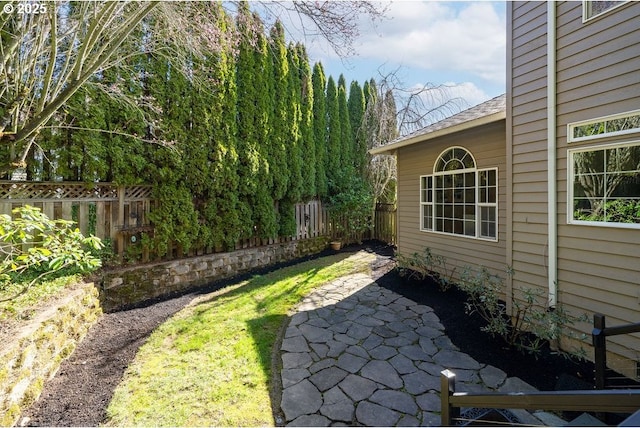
(105, 251, 375, 427)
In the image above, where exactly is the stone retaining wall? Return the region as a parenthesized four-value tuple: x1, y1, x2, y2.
(0, 283, 102, 427)
(100, 236, 329, 312)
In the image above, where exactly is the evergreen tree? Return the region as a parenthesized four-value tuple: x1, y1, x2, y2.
(235, 3, 264, 239)
(325, 75, 341, 194)
(338, 75, 354, 177)
(348, 80, 366, 177)
(285, 42, 303, 204)
(269, 20, 291, 203)
(312, 62, 328, 199)
(251, 12, 278, 239)
(297, 44, 316, 201)
(202, 3, 242, 248)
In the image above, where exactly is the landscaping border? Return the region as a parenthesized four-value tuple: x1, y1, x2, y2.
(0, 283, 102, 427)
(99, 236, 329, 312)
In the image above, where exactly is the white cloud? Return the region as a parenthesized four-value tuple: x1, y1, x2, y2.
(357, 1, 506, 83)
(442, 81, 493, 107)
(355, 1, 506, 86)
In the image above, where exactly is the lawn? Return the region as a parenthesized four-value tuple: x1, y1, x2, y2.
(105, 250, 376, 426)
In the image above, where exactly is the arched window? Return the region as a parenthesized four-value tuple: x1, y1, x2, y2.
(420, 147, 497, 240)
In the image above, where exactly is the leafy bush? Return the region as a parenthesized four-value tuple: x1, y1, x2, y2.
(457, 264, 587, 356)
(397, 247, 587, 356)
(575, 199, 640, 223)
(327, 173, 373, 240)
(0, 205, 103, 302)
(396, 248, 457, 291)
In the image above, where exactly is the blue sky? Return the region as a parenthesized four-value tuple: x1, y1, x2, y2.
(283, 1, 507, 110)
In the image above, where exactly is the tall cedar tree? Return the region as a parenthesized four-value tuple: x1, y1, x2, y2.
(297, 44, 316, 201)
(251, 12, 278, 239)
(348, 80, 367, 177)
(312, 63, 328, 199)
(201, 3, 243, 248)
(269, 21, 291, 203)
(17, 3, 380, 254)
(325, 75, 341, 194)
(235, 3, 263, 240)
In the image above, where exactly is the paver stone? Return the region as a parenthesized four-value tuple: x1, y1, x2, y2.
(288, 414, 330, 427)
(356, 401, 400, 426)
(320, 386, 354, 422)
(338, 374, 378, 401)
(360, 360, 403, 389)
(389, 354, 418, 374)
(281, 335, 310, 353)
(281, 379, 322, 421)
(433, 349, 481, 370)
(337, 353, 368, 374)
(402, 370, 440, 394)
(480, 365, 507, 389)
(281, 368, 310, 388)
(309, 366, 348, 392)
(370, 389, 418, 414)
(299, 324, 333, 343)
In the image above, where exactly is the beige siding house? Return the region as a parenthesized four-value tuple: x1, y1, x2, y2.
(374, 1, 640, 378)
(372, 95, 507, 280)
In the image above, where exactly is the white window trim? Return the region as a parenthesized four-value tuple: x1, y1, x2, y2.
(582, 0, 628, 22)
(567, 139, 640, 229)
(568, 108, 640, 143)
(419, 166, 498, 242)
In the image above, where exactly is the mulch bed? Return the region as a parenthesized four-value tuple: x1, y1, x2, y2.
(21, 242, 600, 426)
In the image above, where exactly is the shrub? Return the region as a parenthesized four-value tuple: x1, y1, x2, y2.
(0, 205, 103, 302)
(397, 247, 587, 356)
(458, 264, 587, 356)
(396, 248, 456, 291)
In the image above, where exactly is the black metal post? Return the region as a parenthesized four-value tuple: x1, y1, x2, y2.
(592, 313, 607, 390)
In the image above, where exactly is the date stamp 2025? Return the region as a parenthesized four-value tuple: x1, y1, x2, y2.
(3, 2, 48, 15)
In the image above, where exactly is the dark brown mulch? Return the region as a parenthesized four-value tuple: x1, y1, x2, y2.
(21, 242, 600, 426)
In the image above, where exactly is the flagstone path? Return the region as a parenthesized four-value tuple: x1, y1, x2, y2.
(277, 267, 565, 427)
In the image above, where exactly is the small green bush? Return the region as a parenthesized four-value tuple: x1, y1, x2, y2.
(397, 247, 587, 357)
(0, 205, 103, 302)
(396, 248, 457, 291)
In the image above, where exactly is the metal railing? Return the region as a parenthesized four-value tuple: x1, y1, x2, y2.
(440, 370, 640, 426)
(593, 313, 640, 390)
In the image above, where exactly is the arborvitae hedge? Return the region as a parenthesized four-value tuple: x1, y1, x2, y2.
(19, 4, 379, 255)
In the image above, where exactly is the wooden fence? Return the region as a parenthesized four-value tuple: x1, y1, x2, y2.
(0, 181, 396, 262)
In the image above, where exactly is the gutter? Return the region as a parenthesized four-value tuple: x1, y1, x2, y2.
(547, 2, 558, 308)
(369, 110, 506, 156)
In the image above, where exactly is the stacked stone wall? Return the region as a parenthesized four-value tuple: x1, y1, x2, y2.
(0, 284, 101, 427)
(100, 236, 329, 312)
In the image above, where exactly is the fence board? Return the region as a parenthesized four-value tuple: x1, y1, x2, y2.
(1, 181, 397, 262)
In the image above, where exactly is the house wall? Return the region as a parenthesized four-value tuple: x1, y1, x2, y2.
(508, 0, 640, 377)
(396, 120, 507, 283)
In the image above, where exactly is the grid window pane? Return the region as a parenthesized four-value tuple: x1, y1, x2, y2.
(423, 148, 498, 239)
(571, 143, 640, 225)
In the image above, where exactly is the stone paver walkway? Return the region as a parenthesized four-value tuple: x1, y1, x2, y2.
(278, 266, 552, 427)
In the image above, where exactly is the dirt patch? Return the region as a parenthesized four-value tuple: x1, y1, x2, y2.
(20, 243, 598, 426)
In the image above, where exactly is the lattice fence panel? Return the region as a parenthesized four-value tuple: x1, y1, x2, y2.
(0, 181, 122, 201)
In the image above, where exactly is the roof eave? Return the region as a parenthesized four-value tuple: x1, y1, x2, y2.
(369, 110, 506, 156)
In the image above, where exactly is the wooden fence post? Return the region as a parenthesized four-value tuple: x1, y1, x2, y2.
(440, 370, 459, 426)
(117, 186, 125, 261)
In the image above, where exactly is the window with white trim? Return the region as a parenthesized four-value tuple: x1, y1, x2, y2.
(568, 109, 640, 143)
(583, 1, 627, 21)
(569, 141, 640, 227)
(420, 147, 498, 240)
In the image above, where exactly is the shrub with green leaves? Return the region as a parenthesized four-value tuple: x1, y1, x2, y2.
(0, 205, 103, 302)
(397, 247, 587, 357)
(396, 248, 457, 291)
(458, 264, 587, 356)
